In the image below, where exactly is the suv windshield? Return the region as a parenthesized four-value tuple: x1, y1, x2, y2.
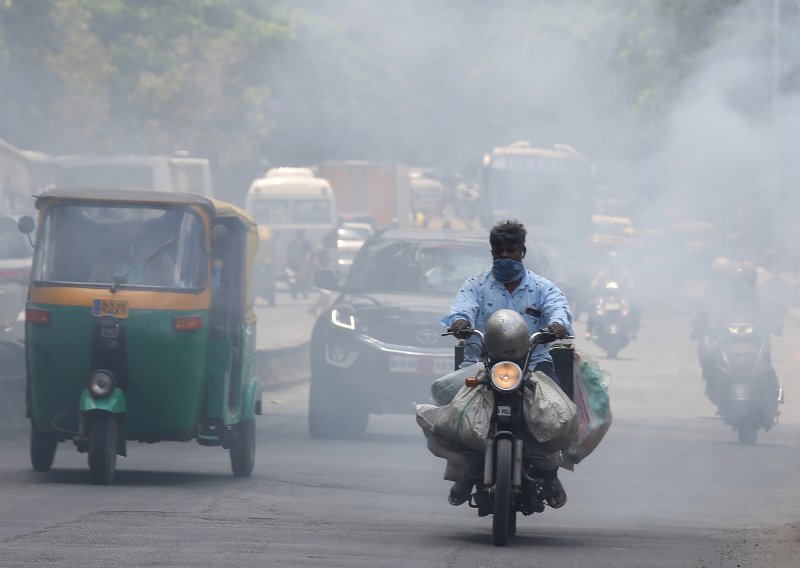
(32, 204, 206, 289)
(347, 239, 488, 294)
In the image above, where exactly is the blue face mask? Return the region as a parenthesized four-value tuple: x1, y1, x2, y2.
(492, 258, 526, 283)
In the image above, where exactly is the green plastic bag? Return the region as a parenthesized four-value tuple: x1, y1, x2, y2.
(563, 350, 612, 466)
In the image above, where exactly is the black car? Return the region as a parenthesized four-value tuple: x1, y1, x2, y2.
(308, 229, 553, 437)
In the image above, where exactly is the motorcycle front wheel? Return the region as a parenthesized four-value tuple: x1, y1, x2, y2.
(492, 438, 513, 546)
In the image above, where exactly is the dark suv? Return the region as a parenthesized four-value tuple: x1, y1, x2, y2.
(308, 229, 553, 437)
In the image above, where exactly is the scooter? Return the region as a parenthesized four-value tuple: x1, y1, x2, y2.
(705, 320, 782, 444)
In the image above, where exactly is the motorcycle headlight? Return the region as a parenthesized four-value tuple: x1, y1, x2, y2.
(331, 306, 356, 330)
(490, 361, 522, 392)
(88, 370, 115, 399)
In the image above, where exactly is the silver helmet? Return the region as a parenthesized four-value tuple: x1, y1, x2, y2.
(484, 309, 530, 361)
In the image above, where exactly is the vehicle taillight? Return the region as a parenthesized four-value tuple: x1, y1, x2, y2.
(173, 314, 204, 332)
(0, 268, 29, 281)
(26, 307, 50, 325)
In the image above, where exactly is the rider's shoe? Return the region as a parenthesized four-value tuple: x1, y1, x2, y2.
(448, 480, 474, 506)
(544, 478, 567, 509)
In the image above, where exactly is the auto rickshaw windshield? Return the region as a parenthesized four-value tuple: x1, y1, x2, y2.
(32, 204, 207, 289)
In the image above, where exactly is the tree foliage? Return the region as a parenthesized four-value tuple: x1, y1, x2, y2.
(0, 0, 786, 183)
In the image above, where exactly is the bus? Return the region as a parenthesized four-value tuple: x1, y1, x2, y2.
(479, 140, 595, 237)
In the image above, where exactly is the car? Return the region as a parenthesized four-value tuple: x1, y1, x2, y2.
(336, 222, 374, 274)
(307, 228, 553, 438)
(0, 212, 33, 376)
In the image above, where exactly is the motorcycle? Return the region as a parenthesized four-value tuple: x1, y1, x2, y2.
(589, 280, 633, 358)
(704, 320, 782, 444)
(442, 313, 573, 546)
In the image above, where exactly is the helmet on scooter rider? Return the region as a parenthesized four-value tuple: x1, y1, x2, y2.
(484, 309, 530, 362)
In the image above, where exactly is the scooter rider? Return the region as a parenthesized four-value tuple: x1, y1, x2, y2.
(694, 259, 782, 408)
(441, 219, 574, 508)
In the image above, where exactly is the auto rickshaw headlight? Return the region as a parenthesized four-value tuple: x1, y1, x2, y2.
(88, 370, 115, 399)
(490, 362, 522, 392)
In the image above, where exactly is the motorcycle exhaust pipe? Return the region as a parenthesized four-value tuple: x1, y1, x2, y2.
(484, 437, 495, 486)
(513, 438, 523, 488)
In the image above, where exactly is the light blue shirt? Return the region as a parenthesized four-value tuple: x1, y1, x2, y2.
(441, 269, 573, 368)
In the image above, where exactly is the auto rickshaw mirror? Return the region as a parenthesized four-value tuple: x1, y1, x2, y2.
(18, 215, 35, 234)
(211, 224, 230, 250)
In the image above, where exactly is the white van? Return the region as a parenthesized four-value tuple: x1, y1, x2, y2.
(245, 168, 339, 277)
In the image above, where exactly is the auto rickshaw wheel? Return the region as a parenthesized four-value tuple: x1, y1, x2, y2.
(230, 418, 255, 477)
(88, 413, 118, 485)
(30, 424, 57, 472)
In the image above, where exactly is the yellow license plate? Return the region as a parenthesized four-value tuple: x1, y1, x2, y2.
(92, 299, 130, 318)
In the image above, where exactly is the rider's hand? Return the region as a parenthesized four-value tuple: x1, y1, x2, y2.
(449, 319, 471, 339)
(547, 322, 568, 339)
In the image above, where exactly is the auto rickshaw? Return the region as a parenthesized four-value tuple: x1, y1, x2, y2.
(18, 188, 261, 484)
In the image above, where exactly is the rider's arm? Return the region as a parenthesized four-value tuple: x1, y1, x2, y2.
(538, 276, 574, 336)
(441, 275, 481, 331)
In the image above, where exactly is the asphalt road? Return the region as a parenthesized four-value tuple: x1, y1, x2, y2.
(1, 288, 799, 567)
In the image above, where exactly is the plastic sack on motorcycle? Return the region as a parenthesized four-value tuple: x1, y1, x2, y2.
(431, 362, 483, 406)
(430, 384, 494, 452)
(415, 403, 484, 482)
(523, 371, 578, 452)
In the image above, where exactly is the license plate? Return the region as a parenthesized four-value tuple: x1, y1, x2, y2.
(604, 302, 621, 310)
(433, 358, 453, 374)
(498, 406, 511, 417)
(93, 299, 130, 318)
(389, 355, 418, 374)
(389, 355, 454, 375)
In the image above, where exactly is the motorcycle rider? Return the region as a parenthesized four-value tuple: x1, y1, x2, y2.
(585, 249, 640, 340)
(694, 258, 782, 410)
(285, 229, 313, 296)
(441, 219, 573, 508)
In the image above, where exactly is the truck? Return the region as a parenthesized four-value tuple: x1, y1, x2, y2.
(316, 161, 411, 229)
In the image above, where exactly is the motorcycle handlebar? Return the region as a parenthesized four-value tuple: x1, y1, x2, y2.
(442, 328, 573, 344)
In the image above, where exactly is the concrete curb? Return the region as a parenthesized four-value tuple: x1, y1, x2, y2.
(0, 345, 310, 443)
(255, 342, 310, 391)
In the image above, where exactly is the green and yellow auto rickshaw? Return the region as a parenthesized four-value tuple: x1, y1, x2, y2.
(18, 188, 261, 484)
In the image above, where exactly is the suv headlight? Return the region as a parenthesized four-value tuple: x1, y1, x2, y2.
(331, 306, 357, 330)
